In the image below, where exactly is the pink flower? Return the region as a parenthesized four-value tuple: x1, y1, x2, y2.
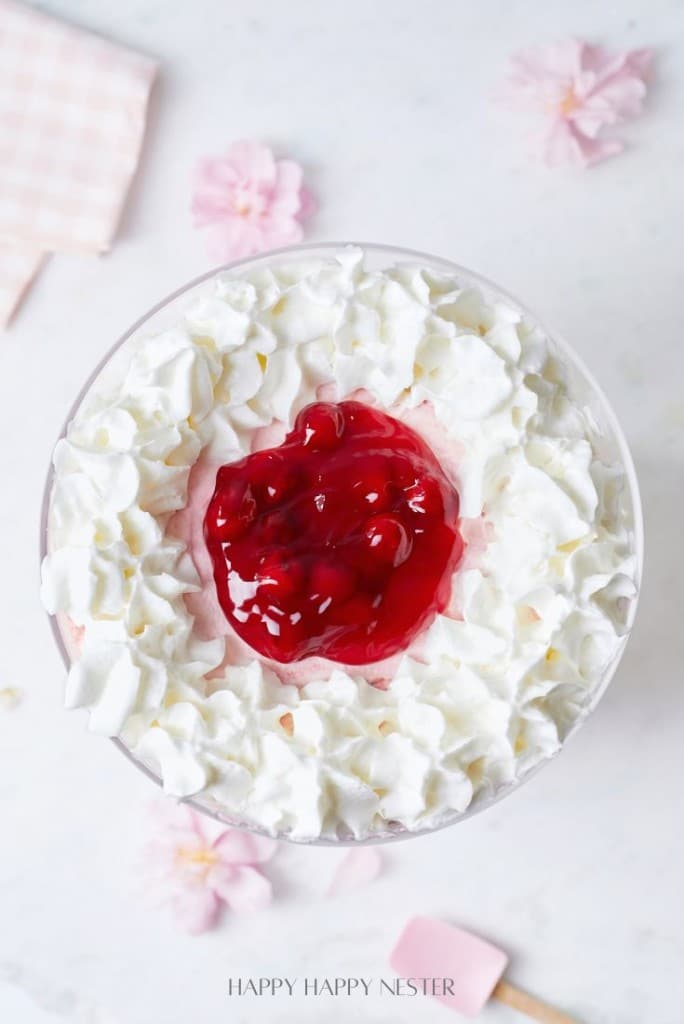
(192, 140, 315, 262)
(504, 38, 652, 167)
(144, 801, 277, 934)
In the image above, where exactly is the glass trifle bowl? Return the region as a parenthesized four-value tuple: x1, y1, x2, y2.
(41, 243, 643, 844)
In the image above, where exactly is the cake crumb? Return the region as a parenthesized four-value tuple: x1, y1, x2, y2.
(279, 712, 294, 736)
(0, 686, 23, 710)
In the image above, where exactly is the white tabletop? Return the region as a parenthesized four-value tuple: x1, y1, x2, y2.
(1, 1, 683, 1022)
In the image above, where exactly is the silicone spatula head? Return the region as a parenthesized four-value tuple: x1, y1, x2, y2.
(390, 916, 509, 1017)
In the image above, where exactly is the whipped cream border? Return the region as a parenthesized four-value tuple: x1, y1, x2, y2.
(41, 247, 639, 840)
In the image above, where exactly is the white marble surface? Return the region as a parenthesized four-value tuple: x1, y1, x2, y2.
(1, 0, 683, 1021)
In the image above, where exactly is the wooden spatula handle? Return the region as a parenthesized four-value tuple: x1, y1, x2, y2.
(493, 979, 580, 1024)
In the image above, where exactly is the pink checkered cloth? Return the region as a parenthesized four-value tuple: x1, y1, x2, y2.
(0, 0, 157, 326)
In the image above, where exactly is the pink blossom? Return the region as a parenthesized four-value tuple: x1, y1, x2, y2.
(505, 38, 652, 167)
(328, 847, 383, 896)
(192, 140, 314, 262)
(144, 800, 277, 934)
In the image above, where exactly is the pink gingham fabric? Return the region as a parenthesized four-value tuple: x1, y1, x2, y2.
(0, 239, 44, 326)
(0, 0, 157, 325)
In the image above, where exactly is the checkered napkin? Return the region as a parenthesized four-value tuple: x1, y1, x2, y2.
(0, 0, 157, 326)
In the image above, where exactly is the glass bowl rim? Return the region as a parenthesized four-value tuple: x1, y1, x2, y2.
(40, 240, 645, 845)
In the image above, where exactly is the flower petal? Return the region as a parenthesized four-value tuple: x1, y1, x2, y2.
(257, 218, 304, 252)
(205, 218, 262, 263)
(192, 159, 241, 224)
(147, 798, 208, 845)
(544, 119, 623, 168)
(542, 37, 586, 77)
(270, 159, 305, 218)
(510, 37, 584, 84)
(582, 44, 652, 85)
(297, 186, 317, 223)
(171, 883, 221, 934)
(208, 864, 273, 911)
(212, 829, 278, 865)
(225, 140, 276, 184)
(328, 848, 383, 896)
(579, 70, 649, 127)
(625, 48, 653, 79)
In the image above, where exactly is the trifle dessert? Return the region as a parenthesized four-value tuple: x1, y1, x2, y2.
(41, 245, 640, 841)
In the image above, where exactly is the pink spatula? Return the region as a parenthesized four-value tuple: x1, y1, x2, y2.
(390, 917, 579, 1022)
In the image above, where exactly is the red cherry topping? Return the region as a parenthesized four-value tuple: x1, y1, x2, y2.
(204, 401, 464, 664)
(210, 477, 257, 541)
(364, 513, 413, 567)
(295, 402, 345, 451)
(405, 476, 443, 516)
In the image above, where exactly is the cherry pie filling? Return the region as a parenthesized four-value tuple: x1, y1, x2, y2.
(204, 401, 464, 664)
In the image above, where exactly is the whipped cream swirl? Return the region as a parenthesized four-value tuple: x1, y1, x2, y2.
(42, 249, 638, 840)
